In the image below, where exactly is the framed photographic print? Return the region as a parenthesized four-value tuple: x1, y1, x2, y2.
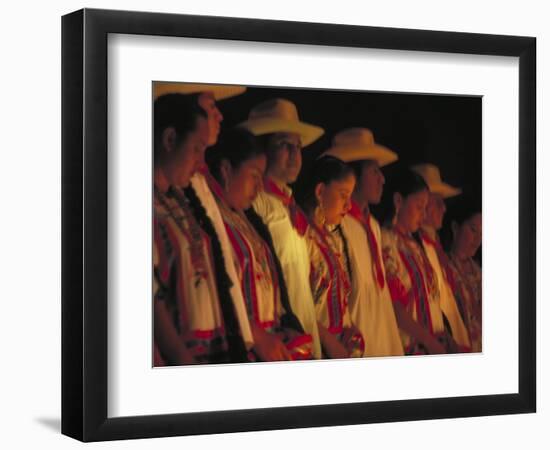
(62, 8, 536, 442)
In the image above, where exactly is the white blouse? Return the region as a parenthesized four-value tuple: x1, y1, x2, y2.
(253, 186, 322, 359)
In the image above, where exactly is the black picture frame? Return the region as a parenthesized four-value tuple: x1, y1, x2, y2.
(61, 8, 536, 442)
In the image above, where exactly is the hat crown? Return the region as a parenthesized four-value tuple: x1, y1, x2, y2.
(248, 98, 300, 122)
(411, 163, 461, 198)
(239, 98, 324, 147)
(153, 82, 246, 100)
(321, 127, 398, 166)
(332, 128, 376, 148)
(412, 163, 443, 186)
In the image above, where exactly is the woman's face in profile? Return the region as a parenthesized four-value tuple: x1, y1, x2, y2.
(224, 153, 267, 211)
(455, 213, 482, 258)
(317, 174, 356, 225)
(396, 189, 429, 233)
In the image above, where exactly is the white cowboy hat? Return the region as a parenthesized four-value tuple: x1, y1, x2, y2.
(153, 82, 246, 100)
(411, 163, 462, 198)
(320, 128, 398, 167)
(237, 98, 324, 148)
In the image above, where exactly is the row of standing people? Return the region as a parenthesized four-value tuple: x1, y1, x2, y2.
(152, 84, 482, 365)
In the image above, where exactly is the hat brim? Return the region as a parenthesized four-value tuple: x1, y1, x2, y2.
(321, 143, 398, 167)
(153, 82, 246, 100)
(427, 182, 462, 199)
(237, 118, 324, 148)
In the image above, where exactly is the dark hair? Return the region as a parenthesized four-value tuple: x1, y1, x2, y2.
(348, 159, 377, 182)
(245, 208, 304, 334)
(153, 93, 206, 161)
(446, 197, 482, 226)
(295, 155, 356, 214)
(390, 166, 428, 198)
(183, 185, 248, 363)
(255, 133, 278, 153)
(441, 196, 482, 252)
(206, 128, 264, 183)
(379, 166, 428, 226)
(336, 225, 353, 282)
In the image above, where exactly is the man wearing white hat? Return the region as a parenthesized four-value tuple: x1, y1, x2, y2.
(412, 163, 471, 351)
(239, 98, 324, 358)
(321, 128, 404, 357)
(152, 82, 255, 357)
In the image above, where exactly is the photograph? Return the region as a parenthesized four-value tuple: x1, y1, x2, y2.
(152, 81, 482, 366)
(58, 7, 536, 442)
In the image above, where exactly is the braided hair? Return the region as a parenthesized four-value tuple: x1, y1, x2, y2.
(183, 185, 248, 363)
(335, 225, 353, 283)
(245, 208, 305, 334)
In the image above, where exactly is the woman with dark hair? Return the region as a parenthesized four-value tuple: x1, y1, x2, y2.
(380, 168, 448, 354)
(445, 202, 482, 352)
(206, 128, 313, 361)
(153, 94, 248, 365)
(296, 155, 364, 359)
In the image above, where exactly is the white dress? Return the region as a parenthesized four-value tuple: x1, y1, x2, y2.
(341, 207, 404, 357)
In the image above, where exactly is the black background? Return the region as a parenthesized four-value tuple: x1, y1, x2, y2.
(217, 84, 481, 229)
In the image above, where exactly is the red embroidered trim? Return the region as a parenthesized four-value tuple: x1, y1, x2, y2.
(348, 201, 385, 288)
(264, 178, 309, 236)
